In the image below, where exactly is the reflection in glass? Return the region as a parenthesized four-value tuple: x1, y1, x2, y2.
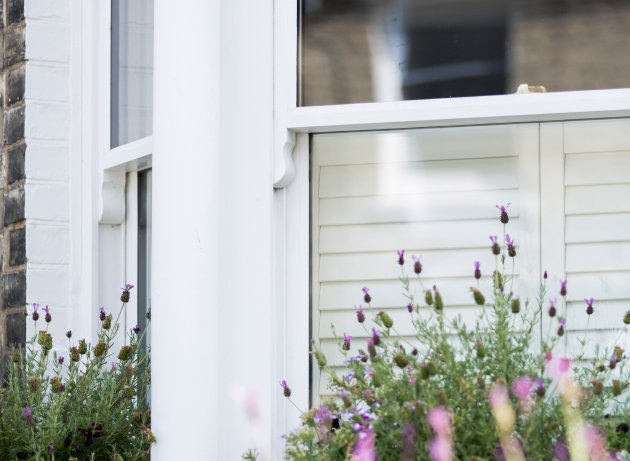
(111, 0, 154, 147)
(138, 169, 152, 350)
(300, 0, 630, 106)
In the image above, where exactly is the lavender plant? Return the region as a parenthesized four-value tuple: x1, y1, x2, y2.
(279, 206, 630, 461)
(0, 285, 153, 461)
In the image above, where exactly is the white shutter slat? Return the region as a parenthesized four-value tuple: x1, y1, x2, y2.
(566, 242, 630, 273)
(566, 184, 630, 215)
(319, 157, 518, 198)
(314, 124, 523, 166)
(319, 250, 512, 282)
(566, 214, 630, 243)
(319, 219, 516, 254)
(318, 277, 514, 310)
(565, 151, 630, 186)
(564, 119, 630, 154)
(319, 189, 520, 226)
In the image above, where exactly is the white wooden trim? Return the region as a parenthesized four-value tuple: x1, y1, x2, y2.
(539, 123, 567, 346)
(104, 135, 153, 171)
(287, 89, 630, 134)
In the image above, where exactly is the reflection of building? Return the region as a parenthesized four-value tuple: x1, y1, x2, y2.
(302, 0, 630, 105)
(0, 1, 629, 460)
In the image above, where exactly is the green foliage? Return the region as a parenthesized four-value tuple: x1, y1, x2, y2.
(282, 213, 630, 460)
(0, 293, 153, 461)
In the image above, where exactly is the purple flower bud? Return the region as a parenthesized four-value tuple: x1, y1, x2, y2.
(32, 303, 40, 322)
(133, 324, 141, 334)
(24, 407, 33, 427)
(496, 203, 510, 224)
(397, 250, 405, 266)
(280, 380, 291, 397)
(99, 307, 107, 322)
(610, 354, 619, 370)
(43, 305, 51, 323)
(557, 318, 566, 336)
(534, 378, 545, 397)
(585, 298, 595, 316)
(544, 270, 548, 280)
(412, 255, 422, 274)
(356, 305, 365, 323)
(342, 333, 352, 351)
(474, 261, 481, 280)
(489, 235, 500, 255)
(58, 356, 64, 365)
(505, 234, 516, 257)
(548, 299, 557, 318)
(66, 330, 72, 339)
(560, 279, 567, 297)
(371, 328, 381, 346)
(121, 283, 134, 303)
(407, 302, 413, 313)
(362, 287, 371, 304)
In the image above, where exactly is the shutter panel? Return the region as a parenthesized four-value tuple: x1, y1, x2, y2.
(543, 119, 630, 358)
(311, 124, 540, 397)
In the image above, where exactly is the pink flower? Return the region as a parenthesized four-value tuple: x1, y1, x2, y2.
(427, 407, 451, 436)
(511, 376, 533, 401)
(429, 436, 453, 461)
(585, 425, 607, 459)
(547, 356, 571, 380)
(351, 428, 376, 461)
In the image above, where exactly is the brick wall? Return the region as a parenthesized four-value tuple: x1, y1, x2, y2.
(0, 0, 27, 373)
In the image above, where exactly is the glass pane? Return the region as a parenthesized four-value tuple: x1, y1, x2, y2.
(138, 169, 152, 349)
(300, 0, 630, 106)
(111, 0, 154, 148)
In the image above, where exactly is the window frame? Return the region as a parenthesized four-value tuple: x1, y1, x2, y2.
(274, 0, 630, 435)
(89, 0, 154, 342)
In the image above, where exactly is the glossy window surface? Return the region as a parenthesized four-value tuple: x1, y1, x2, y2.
(111, 0, 154, 147)
(300, 0, 630, 106)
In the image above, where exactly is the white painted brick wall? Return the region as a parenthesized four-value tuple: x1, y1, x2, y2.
(24, 0, 74, 343)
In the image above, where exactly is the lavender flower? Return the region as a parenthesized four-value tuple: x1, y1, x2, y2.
(544, 270, 548, 280)
(356, 305, 365, 323)
(534, 378, 545, 398)
(412, 255, 422, 274)
(362, 287, 371, 304)
(511, 376, 532, 401)
(552, 441, 569, 461)
(43, 305, 51, 323)
(585, 297, 595, 316)
(560, 279, 567, 297)
(505, 234, 516, 257)
(474, 261, 481, 280)
(133, 324, 141, 334)
(557, 318, 566, 337)
(99, 306, 107, 321)
(371, 328, 381, 346)
(352, 427, 376, 461)
(548, 299, 557, 318)
(343, 333, 352, 351)
(32, 303, 40, 322)
(407, 302, 413, 313)
(121, 283, 134, 303)
(58, 356, 65, 365)
(66, 330, 72, 339)
(490, 235, 500, 255)
(610, 354, 619, 370)
(397, 250, 405, 266)
(280, 380, 291, 397)
(496, 203, 510, 224)
(24, 407, 33, 427)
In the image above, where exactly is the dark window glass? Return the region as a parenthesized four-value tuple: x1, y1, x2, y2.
(300, 0, 630, 106)
(111, 0, 153, 147)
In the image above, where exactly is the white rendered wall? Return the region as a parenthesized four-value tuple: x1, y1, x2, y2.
(23, 0, 75, 345)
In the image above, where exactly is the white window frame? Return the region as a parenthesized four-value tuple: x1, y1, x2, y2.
(79, 1, 153, 343)
(273, 0, 630, 437)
